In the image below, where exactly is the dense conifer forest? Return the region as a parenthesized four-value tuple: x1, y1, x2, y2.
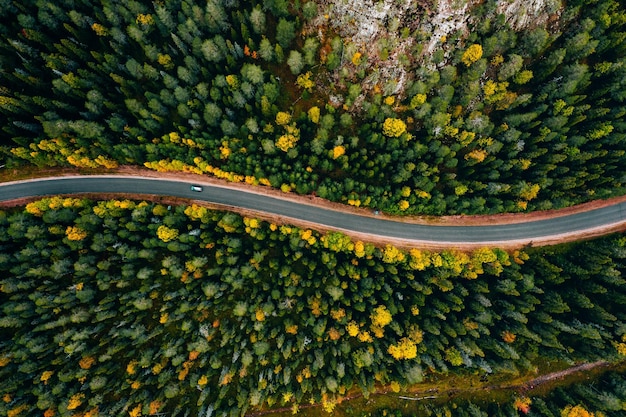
(1, 0, 626, 214)
(2, 0, 626, 416)
(2, 198, 626, 415)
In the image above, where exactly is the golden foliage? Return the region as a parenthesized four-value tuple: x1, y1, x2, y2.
(370, 305, 392, 328)
(491, 54, 504, 66)
(328, 327, 341, 341)
(79, 356, 96, 370)
(407, 324, 424, 344)
(300, 229, 317, 245)
(398, 200, 409, 211)
(94, 155, 119, 169)
(136, 13, 154, 25)
(502, 330, 517, 343)
(465, 149, 488, 163)
(462, 44, 483, 66)
(483, 80, 497, 96)
(128, 404, 142, 417)
(67, 393, 84, 410)
(126, 360, 137, 375)
(384, 96, 395, 106)
(149, 401, 162, 415)
(351, 51, 362, 65)
(219, 141, 231, 159)
(220, 371, 234, 386)
(322, 396, 337, 413)
(330, 308, 346, 321)
(44, 409, 55, 417)
(255, 309, 266, 321)
(388, 338, 417, 360)
(286, 324, 298, 334)
(514, 397, 532, 414)
(519, 183, 541, 201)
(296, 71, 315, 91)
(332, 145, 345, 159)
(410, 93, 427, 108)
(276, 134, 298, 152)
(157, 53, 173, 67)
(358, 330, 373, 343)
(40, 370, 54, 383)
(382, 118, 407, 137)
(0, 356, 11, 367)
(7, 405, 28, 417)
(390, 381, 401, 393)
(65, 226, 87, 241)
(346, 321, 360, 337)
(409, 249, 431, 271)
(382, 244, 405, 263)
(225, 74, 239, 89)
(614, 334, 626, 355)
(91, 23, 108, 36)
(26, 197, 86, 216)
(275, 111, 292, 126)
(308, 106, 320, 124)
(156, 225, 179, 242)
(561, 405, 595, 417)
(309, 297, 322, 316)
(615, 341, 626, 356)
(354, 241, 365, 258)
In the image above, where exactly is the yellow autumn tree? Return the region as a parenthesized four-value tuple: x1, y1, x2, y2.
(275, 111, 291, 126)
(67, 393, 84, 410)
(502, 330, 516, 343)
(157, 225, 179, 242)
(149, 401, 163, 414)
(382, 118, 407, 137)
(65, 226, 87, 241)
(408, 248, 432, 271)
(91, 23, 108, 36)
(128, 404, 142, 417)
(370, 305, 392, 328)
(465, 149, 488, 163)
(353, 241, 366, 258)
(519, 182, 541, 201)
(136, 13, 154, 25)
(40, 370, 54, 384)
(561, 405, 595, 417)
(308, 106, 320, 124)
(346, 321, 360, 337)
(462, 44, 483, 66)
(276, 134, 298, 152)
(79, 356, 95, 370)
(410, 93, 427, 108)
(332, 145, 345, 159)
(296, 71, 314, 91)
(388, 338, 417, 360)
(7, 405, 28, 417)
(382, 244, 405, 263)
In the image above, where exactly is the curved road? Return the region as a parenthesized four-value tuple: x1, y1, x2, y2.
(2, 175, 626, 247)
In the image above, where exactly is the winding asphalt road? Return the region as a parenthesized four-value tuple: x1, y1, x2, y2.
(2, 175, 626, 246)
